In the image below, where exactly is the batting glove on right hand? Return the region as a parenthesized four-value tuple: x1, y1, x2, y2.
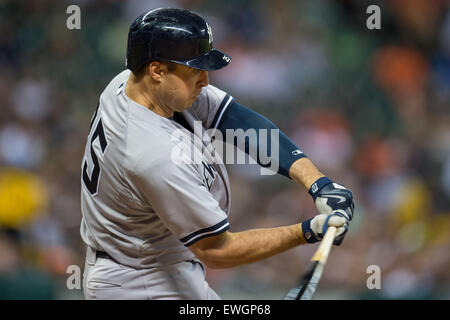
(301, 211, 350, 246)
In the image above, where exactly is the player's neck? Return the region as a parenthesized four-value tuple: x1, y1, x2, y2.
(125, 74, 174, 118)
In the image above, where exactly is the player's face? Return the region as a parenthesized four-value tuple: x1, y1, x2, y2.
(159, 64, 209, 112)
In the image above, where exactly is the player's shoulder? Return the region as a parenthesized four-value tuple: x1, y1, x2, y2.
(186, 84, 234, 128)
(189, 84, 232, 116)
(196, 84, 228, 104)
(111, 69, 131, 84)
(100, 69, 131, 98)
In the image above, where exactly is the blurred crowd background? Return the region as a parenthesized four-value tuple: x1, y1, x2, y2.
(0, 0, 449, 299)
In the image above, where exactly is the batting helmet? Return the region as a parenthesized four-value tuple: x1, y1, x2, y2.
(126, 8, 231, 73)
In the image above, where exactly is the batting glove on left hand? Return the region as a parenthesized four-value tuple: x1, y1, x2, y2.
(309, 177, 355, 221)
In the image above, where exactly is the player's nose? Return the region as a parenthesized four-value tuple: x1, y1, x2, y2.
(198, 70, 209, 88)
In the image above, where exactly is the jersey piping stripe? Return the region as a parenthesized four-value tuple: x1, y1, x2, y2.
(180, 218, 229, 246)
(183, 223, 230, 247)
(211, 95, 233, 130)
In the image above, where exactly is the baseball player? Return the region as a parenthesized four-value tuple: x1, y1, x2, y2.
(80, 8, 355, 300)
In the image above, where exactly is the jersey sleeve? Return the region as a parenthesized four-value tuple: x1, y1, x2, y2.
(188, 84, 234, 130)
(130, 149, 229, 247)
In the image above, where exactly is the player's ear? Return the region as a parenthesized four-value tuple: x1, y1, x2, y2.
(148, 61, 165, 82)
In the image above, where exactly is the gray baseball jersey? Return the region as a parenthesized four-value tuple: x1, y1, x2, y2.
(80, 69, 235, 270)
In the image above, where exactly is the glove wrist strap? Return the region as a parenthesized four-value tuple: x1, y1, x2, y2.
(301, 218, 320, 243)
(308, 176, 333, 200)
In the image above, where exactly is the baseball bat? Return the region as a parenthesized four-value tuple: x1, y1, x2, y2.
(284, 226, 337, 300)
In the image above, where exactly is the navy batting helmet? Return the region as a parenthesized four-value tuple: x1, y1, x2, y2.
(126, 8, 231, 73)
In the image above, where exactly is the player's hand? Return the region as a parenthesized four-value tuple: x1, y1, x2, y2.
(301, 211, 350, 246)
(309, 177, 354, 221)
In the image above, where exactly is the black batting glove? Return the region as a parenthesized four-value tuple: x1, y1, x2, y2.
(309, 177, 355, 221)
(307, 177, 355, 245)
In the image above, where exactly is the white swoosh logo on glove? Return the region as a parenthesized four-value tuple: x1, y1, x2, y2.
(321, 195, 347, 204)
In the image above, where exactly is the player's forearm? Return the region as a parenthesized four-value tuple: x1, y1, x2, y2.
(192, 224, 307, 269)
(289, 157, 325, 190)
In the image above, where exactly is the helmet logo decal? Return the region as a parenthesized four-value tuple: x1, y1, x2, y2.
(206, 23, 213, 45)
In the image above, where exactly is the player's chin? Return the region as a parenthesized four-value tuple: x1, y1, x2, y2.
(191, 93, 200, 103)
(183, 96, 198, 109)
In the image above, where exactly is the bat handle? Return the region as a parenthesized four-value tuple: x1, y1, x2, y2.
(311, 226, 337, 263)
